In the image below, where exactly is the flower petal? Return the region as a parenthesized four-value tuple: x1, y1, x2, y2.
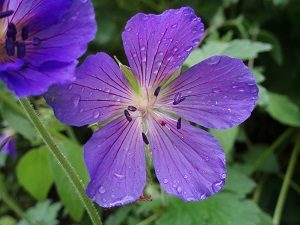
(25, 0, 96, 66)
(122, 7, 204, 88)
(4, 0, 72, 31)
(147, 112, 226, 201)
(45, 53, 134, 126)
(85, 116, 146, 208)
(0, 61, 76, 97)
(159, 55, 258, 129)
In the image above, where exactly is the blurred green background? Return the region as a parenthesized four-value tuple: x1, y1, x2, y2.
(1, 0, 300, 225)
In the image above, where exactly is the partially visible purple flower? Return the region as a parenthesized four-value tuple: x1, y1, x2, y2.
(0, 0, 97, 96)
(46, 7, 258, 207)
(0, 133, 16, 157)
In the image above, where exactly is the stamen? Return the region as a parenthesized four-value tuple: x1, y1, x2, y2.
(173, 92, 186, 105)
(7, 23, 17, 41)
(177, 118, 181, 129)
(128, 106, 137, 112)
(5, 37, 15, 56)
(32, 37, 42, 46)
(17, 41, 26, 58)
(124, 110, 132, 122)
(154, 86, 161, 97)
(160, 120, 166, 126)
(142, 132, 149, 145)
(22, 26, 29, 40)
(0, 10, 14, 19)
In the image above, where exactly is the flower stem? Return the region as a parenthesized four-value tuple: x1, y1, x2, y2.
(136, 212, 161, 225)
(250, 128, 294, 175)
(0, 175, 38, 225)
(18, 98, 101, 225)
(273, 137, 300, 225)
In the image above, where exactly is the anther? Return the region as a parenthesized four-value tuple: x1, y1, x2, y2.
(154, 86, 161, 97)
(173, 92, 186, 105)
(7, 23, 17, 41)
(5, 37, 15, 56)
(22, 26, 29, 40)
(160, 121, 166, 126)
(124, 110, 132, 122)
(128, 106, 137, 112)
(142, 132, 149, 145)
(0, 10, 14, 19)
(177, 118, 181, 129)
(17, 41, 26, 58)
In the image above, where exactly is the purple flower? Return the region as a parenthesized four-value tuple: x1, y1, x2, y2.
(0, 0, 96, 97)
(46, 7, 258, 207)
(0, 133, 16, 157)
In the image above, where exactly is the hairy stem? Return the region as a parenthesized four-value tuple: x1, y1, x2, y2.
(18, 98, 101, 225)
(273, 137, 299, 225)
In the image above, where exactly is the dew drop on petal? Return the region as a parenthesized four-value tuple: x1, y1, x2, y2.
(171, 23, 178, 28)
(163, 178, 168, 184)
(114, 173, 125, 179)
(99, 186, 106, 194)
(212, 180, 224, 193)
(184, 174, 188, 179)
(93, 111, 100, 119)
(72, 96, 80, 107)
(177, 186, 182, 193)
(206, 56, 221, 65)
(68, 84, 73, 90)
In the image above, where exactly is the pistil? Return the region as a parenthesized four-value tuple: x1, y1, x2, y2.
(0, 10, 14, 19)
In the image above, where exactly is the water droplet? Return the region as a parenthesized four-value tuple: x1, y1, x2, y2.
(72, 96, 80, 107)
(212, 88, 221, 93)
(99, 186, 106, 194)
(68, 84, 73, 90)
(133, 53, 137, 57)
(105, 89, 110, 93)
(163, 178, 168, 184)
(238, 88, 245, 92)
(200, 194, 206, 200)
(221, 173, 226, 179)
(185, 46, 193, 52)
(141, 45, 146, 51)
(206, 56, 220, 65)
(184, 175, 188, 179)
(171, 23, 178, 28)
(212, 180, 224, 193)
(93, 111, 100, 119)
(114, 173, 125, 179)
(172, 47, 178, 52)
(79, 108, 84, 113)
(126, 27, 132, 32)
(177, 186, 182, 193)
(81, 0, 88, 3)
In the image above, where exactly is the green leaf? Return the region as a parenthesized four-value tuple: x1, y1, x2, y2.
(210, 127, 239, 160)
(258, 212, 274, 225)
(157, 193, 261, 225)
(257, 85, 269, 107)
(185, 39, 272, 67)
(106, 206, 133, 225)
(0, 216, 16, 225)
(49, 139, 88, 221)
(0, 106, 35, 143)
(266, 92, 300, 126)
(17, 200, 61, 225)
(225, 167, 256, 197)
(16, 147, 53, 201)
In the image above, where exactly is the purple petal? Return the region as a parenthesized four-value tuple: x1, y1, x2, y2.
(0, 134, 16, 157)
(3, 0, 72, 31)
(148, 112, 226, 201)
(45, 53, 134, 126)
(122, 7, 204, 88)
(158, 56, 258, 129)
(25, 0, 96, 66)
(85, 116, 146, 208)
(0, 61, 76, 97)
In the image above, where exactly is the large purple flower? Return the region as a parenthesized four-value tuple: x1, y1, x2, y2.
(46, 7, 258, 207)
(0, 0, 96, 96)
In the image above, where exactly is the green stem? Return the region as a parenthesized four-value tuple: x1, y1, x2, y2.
(0, 176, 38, 225)
(273, 137, 300, 225)
(250, 128, 294, 175)
(18, 98, 101, 225)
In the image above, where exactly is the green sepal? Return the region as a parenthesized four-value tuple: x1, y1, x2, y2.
(114, 56, 140, 95)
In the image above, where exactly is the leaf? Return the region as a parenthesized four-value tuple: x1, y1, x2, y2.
(17, 200, 61, 225)
(0, 106, 35, 143)
(225, 167, 256, 197)
(16, 147, 53, 201)
(157, 193, 262, 225)
(0, 216, 16, 225)
(258, 212, 274, 225)
(49, 139, 88, 221)
(185, 39, 272, 67)
(210, 127, 239, 160)
(106, 206, 133, 225)
(266, 92, 300, 126)
(257, 85, 269, 107)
